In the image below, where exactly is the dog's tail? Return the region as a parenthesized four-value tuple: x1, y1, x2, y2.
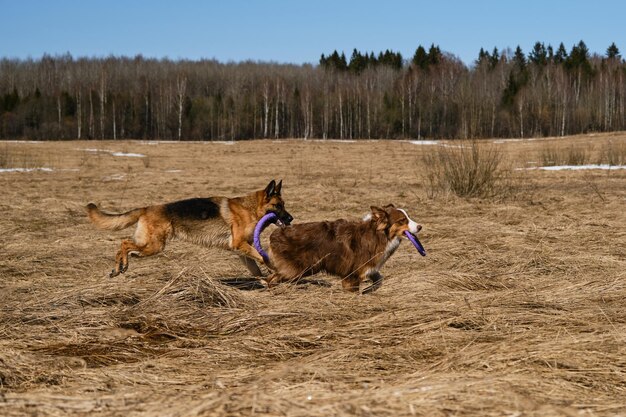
(86, 203, 143, 230)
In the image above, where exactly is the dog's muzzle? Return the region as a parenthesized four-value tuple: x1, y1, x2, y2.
(276, 212, 293, 227)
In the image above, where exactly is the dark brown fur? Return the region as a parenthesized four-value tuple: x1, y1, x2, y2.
(86, 180, 292, 278)
(266, 205, 422, 293)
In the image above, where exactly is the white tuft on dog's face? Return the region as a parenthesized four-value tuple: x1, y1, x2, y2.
(398, 208, 421, 234)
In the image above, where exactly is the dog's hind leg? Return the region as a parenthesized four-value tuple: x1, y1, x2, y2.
(111, 239, 142, 277)
(110, 229, 168, 278)
(361, 271, 384, 294)
(239, 255, 264, 277)
(341, 275, 361, 292)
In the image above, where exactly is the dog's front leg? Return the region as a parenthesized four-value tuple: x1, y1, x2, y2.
(265, 272, 299, 288)
(239, 255, 264, 277)
(235, 241, 266, 265)
(361, 271, 384, 294)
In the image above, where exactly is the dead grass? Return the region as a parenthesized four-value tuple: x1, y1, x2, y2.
(421, 140, 510, 198)
(598, 139, 626, 165)
(0, 144, 44, 169)
(538, 136, 626, 167)
(1, 134, 626, 416)
(539, 141, 600, 166)
(539, 143, 593, 166)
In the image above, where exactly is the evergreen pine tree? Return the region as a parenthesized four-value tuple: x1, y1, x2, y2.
(513, 45, 527, 70)
(511, 46, 529, 93)
(566, 40, 591, 72)
(490, 47, 500, 69)
(319, 53, 327, 67)
(360, 50, 369, 70)
(501, 71, 518, 108)
(330, 50, 341, 68)
(529, 42, 547, 66)
(3, 88, 20, 112)
(349, 48, 364, 73)
(475, 47, 491, 67)
(606, 42, 621, 59)
(339, 52, 347, 70)
(392, 51, 403, 70)
(428, 44, 442, 66)
(321, 50, 349, 71)
(554, 42, 568, 64)
(412, 45, 429, 70)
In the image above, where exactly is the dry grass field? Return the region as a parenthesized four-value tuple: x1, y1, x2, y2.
(1, 134, 625, 416)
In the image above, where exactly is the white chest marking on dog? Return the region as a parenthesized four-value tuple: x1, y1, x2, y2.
(376, 237, 401, 270)
(398, 208, 420, 234)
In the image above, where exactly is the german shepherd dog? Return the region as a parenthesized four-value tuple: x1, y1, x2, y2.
(265, 204, 422, 293)
(86, 180, 293, 278)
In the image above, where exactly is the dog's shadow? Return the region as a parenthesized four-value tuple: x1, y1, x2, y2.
(217, 277, 265, 291)
(217, 277, 331, 291)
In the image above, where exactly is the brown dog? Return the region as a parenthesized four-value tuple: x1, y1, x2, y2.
(265, 204, 423, 293)
(86, 180, 293, 278)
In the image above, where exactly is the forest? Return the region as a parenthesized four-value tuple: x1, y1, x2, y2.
(0, 41, 623, 140)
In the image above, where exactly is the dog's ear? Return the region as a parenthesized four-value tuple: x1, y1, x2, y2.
(370, 206, 389, 230)
(265, 180, 276, 198)
(275, 180, 282, 196)
(383, 203, 395, 211)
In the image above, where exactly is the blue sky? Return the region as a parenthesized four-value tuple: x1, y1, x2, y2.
(1, 0, 624, 66)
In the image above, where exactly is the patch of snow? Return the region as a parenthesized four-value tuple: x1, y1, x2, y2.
(440, 144, 470, 148)
(493, 137, 551, 143)
(524, 164, 626, 171)
(308, 139, 358, 143)
(0, 167, 53, 173)
(110, 152, 145, 157)
(493, 138, 534, 143)
(408, 140, 440, 145)
(77, 148, 145, 157)
(136, 140, 237, 145)
(102, 174, 126, 181)
(136, 140, 180, 145)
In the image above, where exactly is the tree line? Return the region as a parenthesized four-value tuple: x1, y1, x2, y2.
(0, 41, 623, 140)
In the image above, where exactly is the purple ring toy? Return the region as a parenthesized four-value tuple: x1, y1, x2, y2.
(254, 212, 278, 263)
(404, 231, 426, 256)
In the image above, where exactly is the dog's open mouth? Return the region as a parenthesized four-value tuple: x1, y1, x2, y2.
(276, 219, 286, 227)
(404, 231, 426, 256)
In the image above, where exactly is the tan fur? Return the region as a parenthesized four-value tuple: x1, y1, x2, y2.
(86, 180, 292, 278)
(86, 203, 144, 230)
